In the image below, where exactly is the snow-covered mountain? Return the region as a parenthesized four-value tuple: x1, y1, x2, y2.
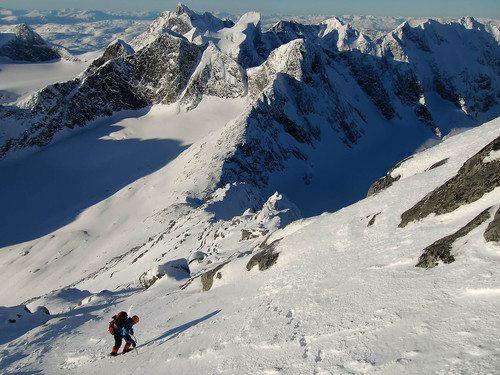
(1, 4, 499, 214)
(0, 23, 63, 61)
(0, 8, 158, 55)
(0, 4, 499, 374)
(0, 8, 159, 24)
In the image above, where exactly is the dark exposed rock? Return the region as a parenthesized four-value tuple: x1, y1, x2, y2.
(433, 68, 461, 108)
(394, 69, 424, 105)
(367, 173, 400, 198)
(428, 158, 449, 171)
(414, 104, 435, 128)
(201, 262, 228, 292)
(484, 207, 500, 242)
(367, 157, 412, 197)
(0, 24, 60, 62)
(416, 207, 492, 268)
(130, 33, 202, 104)
(246, 239, 281, 271)
(342, 52, 395, 120)
(400, 136, 500, 228)
(367, 212, 381, 227)
(241, 229, 268, 241)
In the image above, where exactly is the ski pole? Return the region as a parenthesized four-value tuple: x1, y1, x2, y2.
(133, 334, 139, 354)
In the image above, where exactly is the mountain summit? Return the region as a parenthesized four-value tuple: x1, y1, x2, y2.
(0, 23, 61, 61)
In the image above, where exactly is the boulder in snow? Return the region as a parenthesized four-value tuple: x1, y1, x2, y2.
(247, 238, 282, 271)
(484, 207, 500, 242)
(139, 258, 190, 289)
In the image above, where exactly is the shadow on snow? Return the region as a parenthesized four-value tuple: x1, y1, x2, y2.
(0, 109, 188, 247)
(141, 310, 222, 348)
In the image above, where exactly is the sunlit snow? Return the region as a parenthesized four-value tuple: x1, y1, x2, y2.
(0, 7, 499, 375)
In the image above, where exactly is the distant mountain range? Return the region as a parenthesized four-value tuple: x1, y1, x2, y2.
(0, 8, 160, 24)
(0, 4, 499, 217)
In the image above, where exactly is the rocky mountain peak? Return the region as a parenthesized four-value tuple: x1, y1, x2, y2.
(459, 16, 484, 31)
(175, 3, 194, 17)
(0, 23, 61, 61)
(180, 41, 247, 109)
(320, 17, 364, 51)
(87, 39, 134, 73)
(14, 23, 45, 45)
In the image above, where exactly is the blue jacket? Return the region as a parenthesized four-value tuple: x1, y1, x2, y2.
(117, 318, 135, 343)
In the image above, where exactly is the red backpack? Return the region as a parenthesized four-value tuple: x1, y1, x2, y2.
(109, 311, 128, 335)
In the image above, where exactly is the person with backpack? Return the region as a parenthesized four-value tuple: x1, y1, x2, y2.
(108, 311, 139, 356)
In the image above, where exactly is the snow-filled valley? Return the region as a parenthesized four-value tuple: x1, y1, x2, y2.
(1, 4, 500, 374)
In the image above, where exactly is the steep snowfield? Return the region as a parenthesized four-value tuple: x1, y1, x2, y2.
(0, 95, 499, 373)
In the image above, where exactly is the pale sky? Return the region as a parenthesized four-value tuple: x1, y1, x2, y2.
(0, 0, 499, 18)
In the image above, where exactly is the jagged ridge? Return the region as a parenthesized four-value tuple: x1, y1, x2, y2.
(1, 6, 499, 207)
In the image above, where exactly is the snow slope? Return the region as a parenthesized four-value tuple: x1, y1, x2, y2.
(0, 6, 499, 374)
(0, 115, 498, 375)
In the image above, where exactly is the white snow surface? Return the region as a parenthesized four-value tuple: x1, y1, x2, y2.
(0, 57, 499, 372)
(0, 8, 500, 374)
(0, 59, 89, 105)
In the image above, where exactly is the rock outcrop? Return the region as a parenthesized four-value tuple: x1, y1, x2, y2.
(484, 207, 500, 242)
(399, 136, 500, 228)
(367, 157, 412, 197)
(416, 208, 492, 268)
(246, 239, 282, 271)
(200, 262, 228, 292)
(0, 24, 61, 62)
(139, 258, 190, 289)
